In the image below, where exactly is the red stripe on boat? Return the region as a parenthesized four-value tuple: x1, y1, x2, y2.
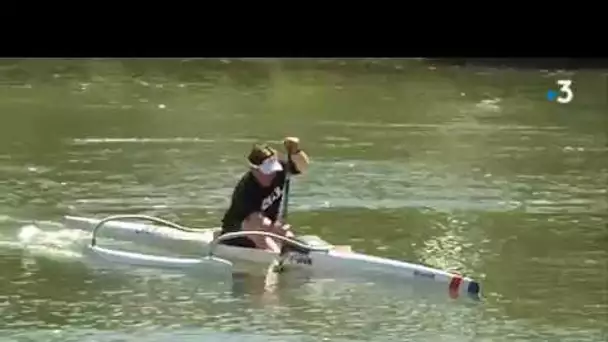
(448, 275, 462, 299)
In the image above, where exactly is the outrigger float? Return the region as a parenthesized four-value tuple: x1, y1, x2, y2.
(64, 215, 481, 300)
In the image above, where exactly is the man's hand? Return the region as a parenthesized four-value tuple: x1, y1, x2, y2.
(283, 137, 300, 154)
(244, 212, 273, 230)
(273, 221, 294, 238)
(282, 136, 309, 173)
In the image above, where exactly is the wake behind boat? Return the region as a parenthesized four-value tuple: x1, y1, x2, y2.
(64, 214, 482, 300)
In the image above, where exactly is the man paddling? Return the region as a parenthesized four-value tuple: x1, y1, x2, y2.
(219, 137, 309, 252)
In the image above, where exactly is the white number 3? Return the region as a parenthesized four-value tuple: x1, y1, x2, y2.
(557, 80, 574, 104)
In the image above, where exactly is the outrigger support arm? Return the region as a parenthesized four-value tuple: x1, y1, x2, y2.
(90, 214, 200, 247)
(89, 215, 331, 256)
(207, 231, 331, 258)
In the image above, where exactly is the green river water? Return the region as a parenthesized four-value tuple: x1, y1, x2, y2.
(0, 59, 606, 342)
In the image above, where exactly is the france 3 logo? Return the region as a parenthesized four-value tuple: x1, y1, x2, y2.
(547, 80, 574, 104)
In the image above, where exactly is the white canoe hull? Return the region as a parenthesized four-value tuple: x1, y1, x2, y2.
(63, 215, 481, 300)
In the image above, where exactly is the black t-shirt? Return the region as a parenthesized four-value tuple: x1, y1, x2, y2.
(221, 159, 298, 232)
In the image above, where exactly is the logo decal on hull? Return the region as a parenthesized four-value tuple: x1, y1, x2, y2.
(272, 250, 313, 274)
(413, 270, 435, 279)
(286, 252, 312, 265)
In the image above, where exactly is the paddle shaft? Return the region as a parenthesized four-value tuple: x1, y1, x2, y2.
(281, 141, 292, 221)
(282, 176, 290, 220)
